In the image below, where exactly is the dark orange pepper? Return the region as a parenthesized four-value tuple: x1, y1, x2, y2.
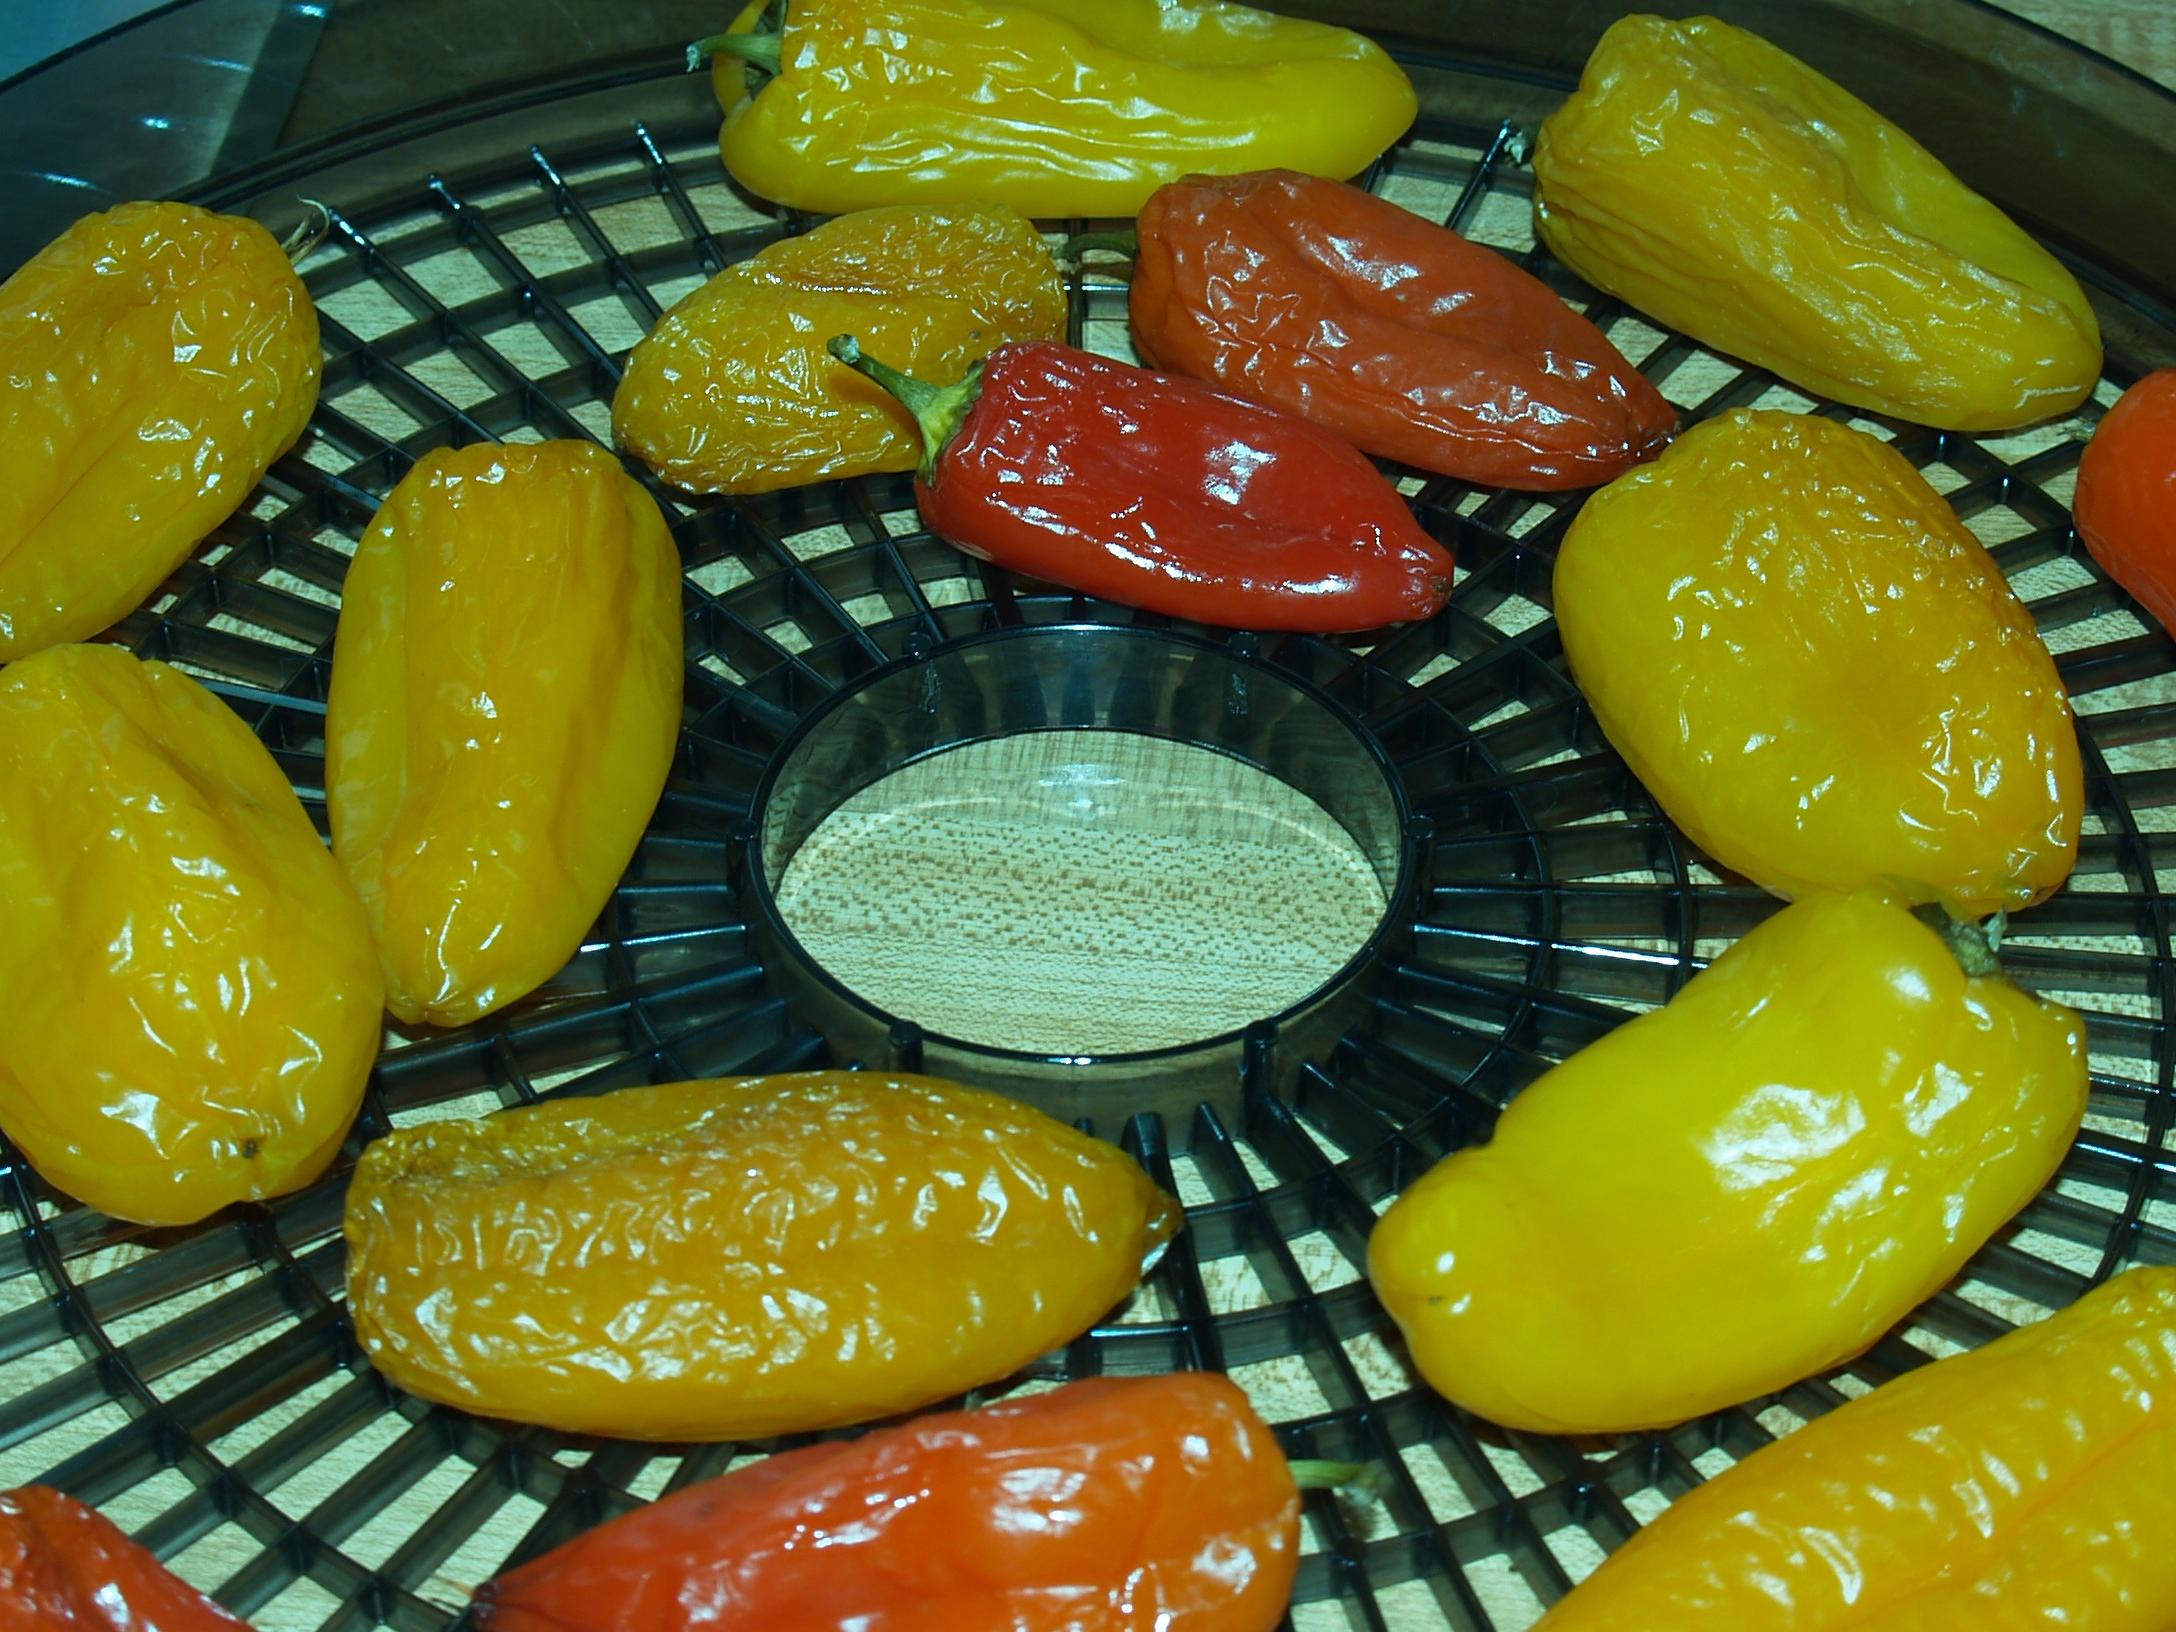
(2, 1486, 246, 1631)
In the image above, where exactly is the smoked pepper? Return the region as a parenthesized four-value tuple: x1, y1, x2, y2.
(0, 201, 320, 660)
(1555, 409, 2082, 912)
(2074, 369, 2176, 634)
(1532, 15, 2101, 431)
(1368, 889, 2087, 1436)
(0, 644, 382, 1226)
(1535, 1265, 2176, 1630)
(1131, 170, 1676, 490)
(613, 204, 1064, 495)
(326, 440, 683, 1028)
(832, 335, 1453, 632)
(471, 1372, 1298, 1632)
(346, 1072, 1179, 1440)
(3, 1485, 246, 1632)
(697, 0, 1415, 219)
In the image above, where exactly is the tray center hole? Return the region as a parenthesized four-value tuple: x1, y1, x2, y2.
(773, 728, 1388, 1056)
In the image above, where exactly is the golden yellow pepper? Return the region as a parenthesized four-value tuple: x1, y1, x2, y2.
(1368, 889, 2085, 1436)
(0, 644, 381, 1226)
(345, 1072, 1180, 1440)
(614, 204, 1064, 495)
(700, 0, 1417, 218)
(0, 201, 320, 661)
(1555, 410, 2081, 913)
(326, 440, 682, 1028)
(1536, 1265, 2176, 1630)
(1532, 15, 2100, 431)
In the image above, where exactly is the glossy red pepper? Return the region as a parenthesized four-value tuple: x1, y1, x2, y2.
(831, 335, 1453, 632)
(1129, 170, 1676, 491)
(471, 1373, 1299, 1632)
(2, 1486, 245, 1631)
(2074, 368, 2176, 633)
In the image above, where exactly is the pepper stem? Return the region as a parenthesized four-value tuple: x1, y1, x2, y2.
(828, 334, 983, 484)
(1913, 902, 2008, 979)
(281, 199, 331, 262)
(1058, 229, 1141, 268)
(688, 0, 786, 92)
(1288, 1459, 1388, 1502)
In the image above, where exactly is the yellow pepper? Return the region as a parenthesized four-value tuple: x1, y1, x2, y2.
(1555, 410, 2081, 913)
(0, 201, 320, 660)
(326, 440, 682, 1028)
(1368, 889, 2085, 1436)
(345, 1072, 1179, 1440)
(0, 644, 381, 1226)
(699, 0, 1417, 218)
(614, 204, 1064, 495)
(1536, 1265, 2176, 1630)
(1532, 15, 2100, 431)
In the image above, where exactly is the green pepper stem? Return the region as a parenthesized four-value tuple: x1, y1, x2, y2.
(1913, 902, 2008, 980)
(1288, 1459, 1388, 1502)
(281, 199, 331, 263)
(688, 27, 782, 74)
(1059, 229, 1141, 268)
(828, 334, 984, 484)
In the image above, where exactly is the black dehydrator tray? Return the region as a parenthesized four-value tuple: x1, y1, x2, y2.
(2, 2, 2175, 1629)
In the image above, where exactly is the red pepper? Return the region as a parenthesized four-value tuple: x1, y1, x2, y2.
(2, 1486, 246, 1631)
(2074, 368, 2176, 633)
(830, 335, 1454, 633)
(472, 1372, 1300, 1632)
(1125, 170, 1676, 491)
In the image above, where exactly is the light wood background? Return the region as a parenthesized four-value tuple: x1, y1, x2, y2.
(1993, 0, 2176, 88)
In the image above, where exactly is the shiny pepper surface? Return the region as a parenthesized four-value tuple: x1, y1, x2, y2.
(0, 644, 381, 1226)
(1368, 889, 2087, 1435)
(1556, 410, 2081, 912)
(1532, 16, 2100, 431)
(1131, 170, 1675, 490)
(472, 1373, 1296, 1632)
(0, 201, 320, 660)
(327, 440, 683, 1027)
(2074, 369, 2176, 633)
(345, 1073, 1180, 1440)
(3, 1486, 247, 1631)
(706, 0, 1415, 218)
(1535, 1266, 2176, 1630)
(614, 205, 1063, 496)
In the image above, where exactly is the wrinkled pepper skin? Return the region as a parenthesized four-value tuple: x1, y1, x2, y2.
(0, 201, 320, 660)
(3, 1486, 247, 1632)
(326, 441, 683, 1028)
(345, 1073, 1180, 1440)
(1535, 1266, 2176, 1630)
(1532, 16, 2100, 431)
(1368, 889, 2087, 1436)
(1556, 410, 2081, 912)
(613, 205, 1064, 495)
(709, 0, 1415, 218)
(0, 645, 381, 1226)
(1131, 171, 1676, 490)
(2074, 369, 2176, 633)
(471, 1373, 1297, 1632)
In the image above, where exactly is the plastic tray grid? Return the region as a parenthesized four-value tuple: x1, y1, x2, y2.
(0, 71, 2172, 1632)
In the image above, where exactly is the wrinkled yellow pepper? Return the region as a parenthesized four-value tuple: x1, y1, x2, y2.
(1537, 1265, 2176, 1630)
(346, 1072, 1179, 1439)
(1368, 889, 2085, 1436)
(326, 441, 683, 1028)
(1556, 410, 2081, 913)
(614, 204, 1064, 495)
(0, 201, 320, 660)
(703, 0, 1417, 218)
(1533, 15, 2100, 431)
(0, 644, 381, 1226)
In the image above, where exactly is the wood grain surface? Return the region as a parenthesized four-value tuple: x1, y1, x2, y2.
(1992, 0, 2176, 88)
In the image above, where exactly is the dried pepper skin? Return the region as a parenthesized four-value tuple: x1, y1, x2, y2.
(1555, 410, 2081, 912)
(1368, 889, 2087, 1436)
(1131, 171, 1676, 490)
(0, 201, 319, 660)
(2074, 369, 2176, 633)
(709, 0, 1415, 219)
(2, 1485, 248, 1631)
(471, 1372, 1296, 1632)
(0, 645, 381, 1226)
(1533, 16, 2100, 431)
(345, 1072, 1181, 1441)
(613, 204, 1064, 495)
(1535, 1266, 2176, 1629)
(326, 440, 683, 1028)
